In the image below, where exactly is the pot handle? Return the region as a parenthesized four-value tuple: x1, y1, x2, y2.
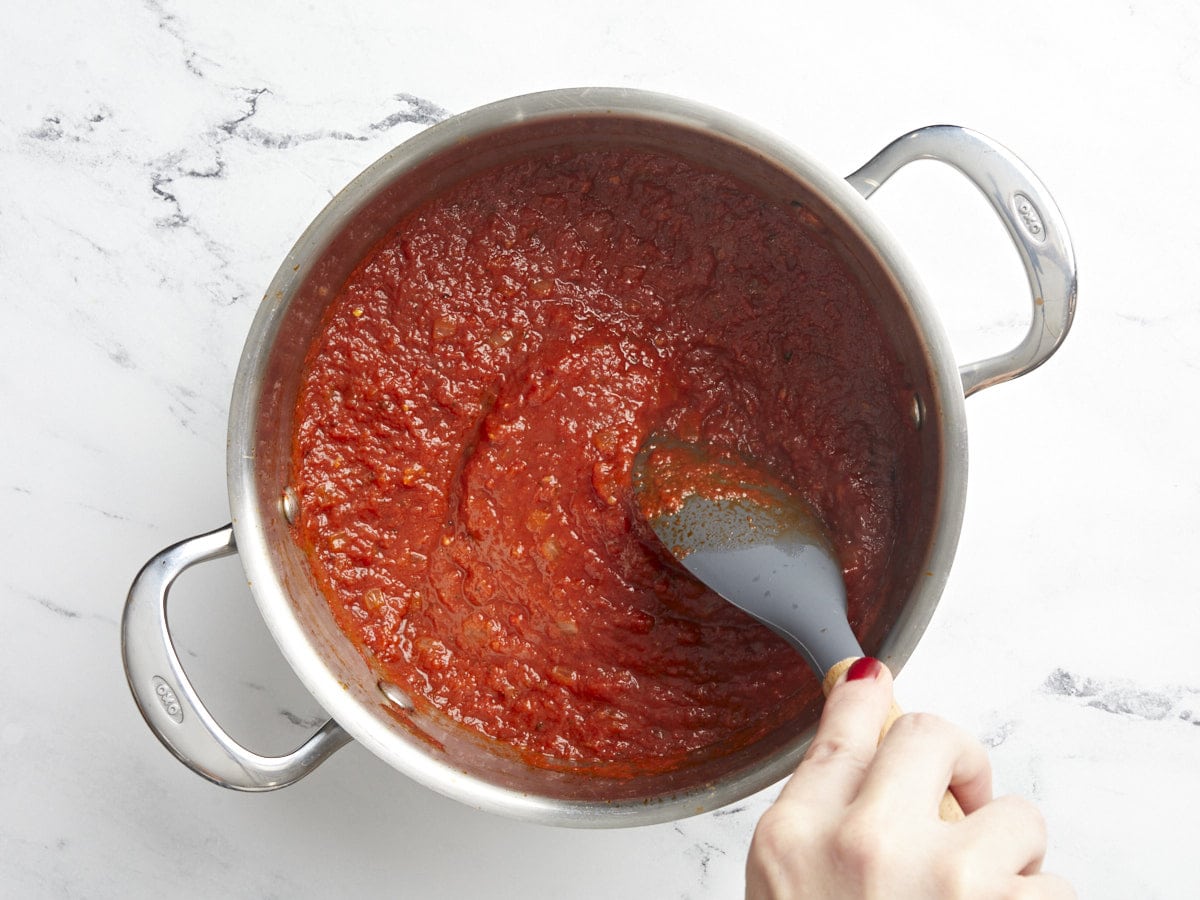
(846, 125, 1077, 397)
(121, 523, 352, 790)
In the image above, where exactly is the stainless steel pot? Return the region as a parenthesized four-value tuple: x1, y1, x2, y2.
(122, 88, 1076, 827)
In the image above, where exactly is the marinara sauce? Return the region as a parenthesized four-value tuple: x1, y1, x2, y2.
(291, 146, 915, 773)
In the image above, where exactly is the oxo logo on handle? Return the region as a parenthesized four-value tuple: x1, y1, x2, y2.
(152, 676, 184, 724)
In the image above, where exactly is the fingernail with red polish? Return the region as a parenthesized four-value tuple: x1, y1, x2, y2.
(846, 657, 882, 682)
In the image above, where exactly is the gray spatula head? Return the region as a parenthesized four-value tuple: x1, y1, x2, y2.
(633, 439, 863, 676)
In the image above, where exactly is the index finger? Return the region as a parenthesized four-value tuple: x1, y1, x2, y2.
(775, 657, 895, 812)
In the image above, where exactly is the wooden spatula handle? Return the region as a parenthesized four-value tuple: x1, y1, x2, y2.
(823, 657, 965, 822)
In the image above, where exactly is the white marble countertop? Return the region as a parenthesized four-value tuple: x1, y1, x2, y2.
(3, 1, 1198, 897)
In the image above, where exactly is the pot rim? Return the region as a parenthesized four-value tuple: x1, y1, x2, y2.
(226, 86, 969, 826)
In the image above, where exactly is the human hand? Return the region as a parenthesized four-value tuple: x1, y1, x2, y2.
(745, 658, 1075, 899)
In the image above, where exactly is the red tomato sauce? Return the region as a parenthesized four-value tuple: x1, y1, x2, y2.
(291, 146, 915, 773)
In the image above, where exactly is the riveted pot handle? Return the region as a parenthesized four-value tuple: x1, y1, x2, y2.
(122, 524, 352, 790)
(847, 125, 1077, 397)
